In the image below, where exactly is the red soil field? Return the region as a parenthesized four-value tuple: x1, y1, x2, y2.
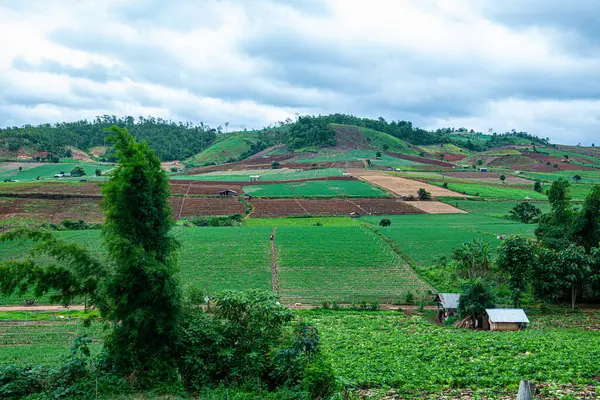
(0, 197, 104, 223)
(0, 182, 102, 197)
(171, 197, 246, 219)
(440, 154, 468, 161)
(249, 198, 422, 217)
(522, 152, 597, 171)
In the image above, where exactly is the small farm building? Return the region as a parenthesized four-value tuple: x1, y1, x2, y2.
(217, 189, 238, 196)
(435, 293, 461, 317)
(479, 167, 488, 172)
(249, 175, 261, 181)
(484, 309, 529, 331)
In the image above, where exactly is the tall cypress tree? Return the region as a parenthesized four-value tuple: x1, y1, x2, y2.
(100, 126, 181, 387)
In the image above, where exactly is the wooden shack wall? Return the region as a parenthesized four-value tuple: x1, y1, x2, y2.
(490, 322, 520, 331)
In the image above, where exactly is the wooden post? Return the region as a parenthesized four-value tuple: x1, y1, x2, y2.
(517, 380, 535, 400)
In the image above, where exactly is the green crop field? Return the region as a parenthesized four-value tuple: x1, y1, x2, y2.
(429, 182, 548, 200)
(306, 310, 600, 397)
(360, 214, 536, 266)
(185, 132, 260, 165)
(244, 216, 361, 227)
(419, 143, 471, 156)
(522, 171, 600, 184)
(440, 199, 552, 217)
(242, 180, 389, 197)
(171, 168, 344, 181)
(276, 226, 432, 303)
(0, 163, 112, 182)
(0, 321, 103, 366)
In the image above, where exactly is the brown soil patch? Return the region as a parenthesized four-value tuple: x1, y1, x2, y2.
(407, 201, 466, 214)
(66, 147, 93, 162)
(523, 151, 597, 171)
(353, 172, 466, 198)
(0, 197, 104, 224)
(162, 160, 185, 172)
(384, 151, 456, 167)
(0, 162, 43, 172)
(171, 197, 245, 218)
(88, 146, 108, 157)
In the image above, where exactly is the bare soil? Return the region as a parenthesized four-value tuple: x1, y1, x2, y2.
(351, 172, 466, 198)
(66, 147, 93, 162)
(406, 201, 466, 214)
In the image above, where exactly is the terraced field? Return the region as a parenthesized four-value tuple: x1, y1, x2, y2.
(243, 180, 389, 197)
(276, 226, 433, 303)
(0, 162, 113, 182)
(171, 168, 344, 181)
(360, 214, 536, 266)
(442, 199, 552, 217)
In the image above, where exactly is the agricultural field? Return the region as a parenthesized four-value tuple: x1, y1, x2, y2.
(307, 310, 600, 397)
(359, 127, 420, 156)
(244, 216, 362, 227)
(360, 214, 536, 266)
(243, 179, 389, 197)
(276, 226, 433, 303)
(522, 170, 600, 184)
(429, 182, 548, 200)
(170, 167, 344, 181)
(0, 162, 113, 182)
(185, 132, 260, 165)
(295, 150, 424, 166)
(441, 199, 552, 218)
(419, 143, 471, 156)
(0, 321, 103, 366)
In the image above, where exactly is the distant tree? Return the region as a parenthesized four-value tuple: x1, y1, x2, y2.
(18, 166, 22, 172)
(65, 149, 73, 158)
(439, 154, 445, 161)
(417, 188, 431, 200)
(592, 143, 595, 147)
(564, 155, 569, 160)
(569, 185, 600, 251)
(558, 245, 593, 310)
(499, 174, 506, 182)
(382, 144, 389, 151)
(457, 279, 496, 326)
(224, 121, 229, 133)
(496, 236, 537, 307)
(375, 151, 382, 159)
(477, 160, 483, 166)
(534, 181, 543, 193)
(535, 178, 573, 249)
(7, 141, 20, 152)
(553, 164, 558, 169)
(379, 218, 391, 227)
(366, 159, 371, 168)
(170, 167, 178, 172)
(271, 161, 280, 169)
(419, 152, 425, 157)
(509, 202, 542, 224)
(70, 166, 86, 177)
(573, 175, 582, 183)
(95, 168, 103, 176)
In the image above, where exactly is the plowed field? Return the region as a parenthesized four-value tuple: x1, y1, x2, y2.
(354, 173, 466, 198)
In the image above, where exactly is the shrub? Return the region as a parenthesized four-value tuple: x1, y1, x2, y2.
(417, 188, 431, 200)
(61, 219, 92, 230)
(405, 291, 414, 305)
(442, 182, 448, 188)
(170, 167, 178, 172)
(272, 161, 280, 169)
(534, 181, 543, 193)
(302, 353, 337, 400)
(70, 166, 86, 177)
(375, 151, 382, 158)
(499, 174, 506, 182)
(509, 202, 542, 224)
(379, 218, 391, 227)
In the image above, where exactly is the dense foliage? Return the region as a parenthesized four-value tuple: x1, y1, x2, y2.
(509, 202, 542, 223)
(0, 115, 216, 161)
(287, 116, 336, 150)
(457, 279, 496, 324)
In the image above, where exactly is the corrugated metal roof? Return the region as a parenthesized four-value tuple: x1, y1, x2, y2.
(437, 293, 461, 309)
(485, 309, 529, 324)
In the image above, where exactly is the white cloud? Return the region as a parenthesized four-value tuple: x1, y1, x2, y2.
(0, 0, 599, 144)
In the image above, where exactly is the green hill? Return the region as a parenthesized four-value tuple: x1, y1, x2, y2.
(186, 132, 266, 166)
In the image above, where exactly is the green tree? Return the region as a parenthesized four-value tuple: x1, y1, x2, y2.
(382, 144, 389, 151)
(452, 239, 491, 279)
(569, 185, 600, 251)
(558, 245, 592, 310)
(499, 174, 506, 182)
(457, 279, 496, 326)
(509, 202, 542, 224)
(535, 178, 573, 249)
(18, 166, 22, 172)
(496, 236, 537, 306)
(417, 188, 431, 200)
(477, 159, 483, 166)
(95, 168, 102, 176)
(375, 151, 382, 158)
(379, 218, 391, 227)
(101, 126, 181, 386)
(70, 166, 86, 177)
(533, 181, 543, 193)
(572, 175, 582, 183)
(271, 161, 280, 169)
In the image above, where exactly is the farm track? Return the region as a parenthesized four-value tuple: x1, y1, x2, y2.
(270, 227, 279, 294)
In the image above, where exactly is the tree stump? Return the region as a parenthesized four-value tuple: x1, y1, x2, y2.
(517, 380, 535, 400)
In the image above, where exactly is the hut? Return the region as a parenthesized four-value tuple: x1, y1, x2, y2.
(479, 167, 488, 172)
(435, 293, 461, 321)
(484, 309, 529, 331)
(249, 175, 261, 182)
(217, 189, 238, 197)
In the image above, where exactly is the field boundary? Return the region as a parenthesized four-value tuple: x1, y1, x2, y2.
(177, 184, 192, 219)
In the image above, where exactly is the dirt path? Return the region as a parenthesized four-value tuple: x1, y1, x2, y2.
(270, 227, 280, 294)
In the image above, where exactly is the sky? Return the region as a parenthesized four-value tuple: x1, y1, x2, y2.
(1, 0, 599, 145)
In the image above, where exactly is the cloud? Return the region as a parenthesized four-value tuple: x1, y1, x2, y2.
(0, 0, 599, 144)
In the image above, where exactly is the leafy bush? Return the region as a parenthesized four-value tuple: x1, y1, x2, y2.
(379, 218, 391, 227)
(509, 202, 542, 224)
(417, 188, 431, 200)
(70, 166, 86, 177)
(61, 219, 94, 230)
(302, 353, 337, 400)
(272, 161, 280, 169)
(457, 279, 496, 324)
(188, 214, 243, 227)
(534, 181, 543, 193)
(170, 167, 178, 172)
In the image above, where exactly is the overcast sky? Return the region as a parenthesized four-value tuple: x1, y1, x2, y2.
(1, 0, 599, 144)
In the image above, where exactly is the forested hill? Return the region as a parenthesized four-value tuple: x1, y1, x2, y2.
(0, 116, 217, 161)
